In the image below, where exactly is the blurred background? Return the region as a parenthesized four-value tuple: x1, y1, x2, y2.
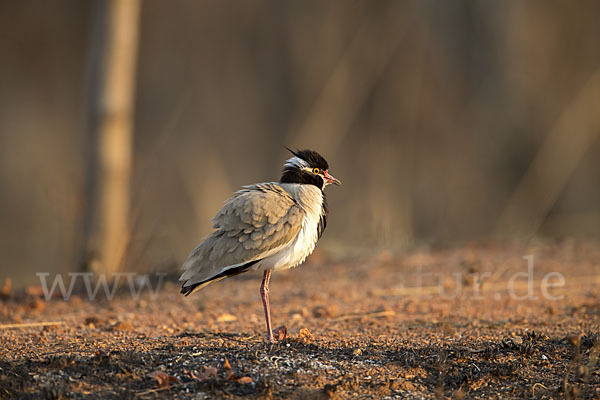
(1, 1, 600, 288)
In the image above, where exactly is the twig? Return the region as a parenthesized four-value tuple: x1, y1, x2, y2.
(0, 321, 65, 329)
(458, 347, 487, 354)
(332, 310, 395, 321)
(531, 383, 547, 396)
(136, 382, 190, 397)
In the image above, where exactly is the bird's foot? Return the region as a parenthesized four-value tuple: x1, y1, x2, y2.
(267, 325, 287, 343)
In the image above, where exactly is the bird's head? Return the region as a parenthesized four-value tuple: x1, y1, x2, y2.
(280, 148, 341, 190)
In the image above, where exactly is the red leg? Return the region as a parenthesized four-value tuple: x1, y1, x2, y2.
(260, 270, 274, 342)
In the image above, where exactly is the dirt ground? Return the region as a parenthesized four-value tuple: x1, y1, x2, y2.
(1, 240, 599, 399)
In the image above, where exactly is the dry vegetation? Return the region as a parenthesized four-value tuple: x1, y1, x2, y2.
(1, 241, 599, 399)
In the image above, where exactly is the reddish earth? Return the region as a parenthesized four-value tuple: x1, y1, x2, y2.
(0, 240, 599, 399)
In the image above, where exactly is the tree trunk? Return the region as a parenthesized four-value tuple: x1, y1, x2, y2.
(81, 0, 141, 275)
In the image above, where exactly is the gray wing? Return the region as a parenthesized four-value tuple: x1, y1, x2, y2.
(180, 183, 304, 291)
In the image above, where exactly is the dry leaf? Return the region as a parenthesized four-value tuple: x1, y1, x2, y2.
(85, 316, 102, 326)
(200, 366, 218, 380)
(189, 366, 218, 381)
(223, 358, 235, 380)
(295, 328, 315, 344)
(183, 369, 200, 380)
(237, 376, 254, 384)
(0, 278, 11, 299)
(272, 325, 287, 341)
(24, 285, 46, 298)
(94, 349, 110, 362)
(149, 370, 181, 388)
(312, 304, 339, 318)
(26, 298, 45, 311)
(109, 321, 134, 331)
(216, 313, 237, 322)
(512, 336, 523, 345)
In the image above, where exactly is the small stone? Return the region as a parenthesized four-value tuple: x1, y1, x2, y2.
(216, 313, 237, 322)
(109, 321, 134, 331)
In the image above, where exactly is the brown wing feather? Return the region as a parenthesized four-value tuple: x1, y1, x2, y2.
(180, 183, 304, 288)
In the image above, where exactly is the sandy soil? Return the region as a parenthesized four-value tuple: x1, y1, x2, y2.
(0, 240, 599, 399)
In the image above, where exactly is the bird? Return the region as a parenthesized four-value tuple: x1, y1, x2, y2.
(179, 149, 341, 342)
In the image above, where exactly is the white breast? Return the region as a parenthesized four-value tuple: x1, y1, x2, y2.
(253, 184, 323, 272)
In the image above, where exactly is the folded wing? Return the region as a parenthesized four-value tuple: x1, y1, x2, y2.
(180, 183, 304, 294)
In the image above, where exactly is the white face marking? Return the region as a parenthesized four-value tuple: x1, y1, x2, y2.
(284, 156, 309, 169)
(284, 157, 327, 188)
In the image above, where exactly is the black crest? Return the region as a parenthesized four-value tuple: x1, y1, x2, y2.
(280, 148, 329, 188)
(286, 148, 329, 170)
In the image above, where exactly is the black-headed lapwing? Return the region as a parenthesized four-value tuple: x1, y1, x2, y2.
(180, 149, 341, 342)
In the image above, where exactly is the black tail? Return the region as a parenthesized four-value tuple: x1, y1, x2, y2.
(180, 259, 261, 296)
